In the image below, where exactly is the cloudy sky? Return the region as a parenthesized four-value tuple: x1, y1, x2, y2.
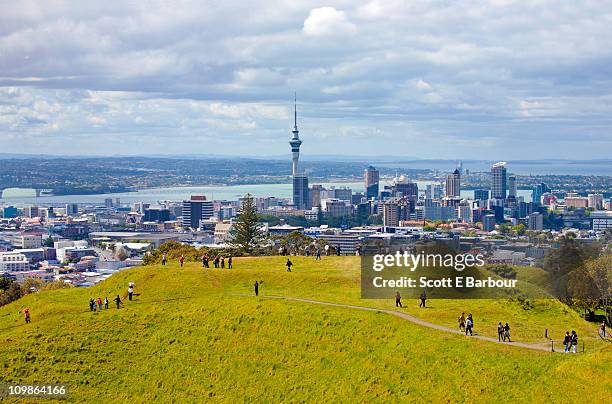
(1, 0, 611, 159)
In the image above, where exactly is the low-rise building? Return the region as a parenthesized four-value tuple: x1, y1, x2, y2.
(0, 251, 29, 272)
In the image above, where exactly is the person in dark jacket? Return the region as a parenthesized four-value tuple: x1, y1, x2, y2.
(395, 291, 402, 308)
(563, 331, 571, 352)
(286, 259, 293, 272)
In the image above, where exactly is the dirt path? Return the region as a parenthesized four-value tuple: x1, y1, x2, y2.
(234, 293, 562, 353)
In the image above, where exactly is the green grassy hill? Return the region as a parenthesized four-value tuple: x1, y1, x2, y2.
(0, 257, 610, 402)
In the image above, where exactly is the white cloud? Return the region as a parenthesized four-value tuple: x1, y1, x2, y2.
(303, 7, 356, 37)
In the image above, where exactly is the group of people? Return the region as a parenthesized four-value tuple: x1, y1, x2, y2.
(89, 297, 109, 311)
(393, 291, 426, 308)
(497, 322, 512, 342)
(563, 331, 579, 353)
(160, 253, 233, 269)
(458, 312, 475, 336)
(201, 254, 232, 269)
(88, 282, 135, 312)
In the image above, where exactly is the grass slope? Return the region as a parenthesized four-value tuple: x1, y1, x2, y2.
(0, 257, 610, 402)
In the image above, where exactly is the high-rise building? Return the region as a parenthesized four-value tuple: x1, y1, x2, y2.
(445, 169, 461, 198)
(364, 166, 380, 200)
(474, 189, 489, 201)
(383, 197, 410, 227)
(182, 195, 214, 229)
(310, 184, 324, 207)
(425, 183, 443, 200)
(528, 212, 544, 230)
(66, 203, 79, 216)
(588, 194, 604, 210)
(144, 207, 170, 223)
(292, 175, 310, 210)
(482, 214, 496, 231)
(508, 176, 517, 199)
(104, 198, 113, 208)
(491, 162, 507, 199)
(531, 183, 551, 205)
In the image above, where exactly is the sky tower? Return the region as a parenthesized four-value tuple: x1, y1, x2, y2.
(289, 93, 302, 176)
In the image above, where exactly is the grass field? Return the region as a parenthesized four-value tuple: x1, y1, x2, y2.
(0, 256, 610, 402)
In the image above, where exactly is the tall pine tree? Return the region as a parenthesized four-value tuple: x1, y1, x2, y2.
(229, 194, 266, 255)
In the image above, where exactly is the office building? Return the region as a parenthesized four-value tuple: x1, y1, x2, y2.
(507, 175, 517, 203)
(491, 162, 507, 199)
(144, 207, 171, 223)
(588, 194, 604, 210)
(532, 183, 551, 205)
(474, 189, 489, 201)
(310, 184, 324, 207)
(364, 166, 380, 200)
(0, 252, 29, 272)
(591, 211, 612, 230)
(425, 183, 443, 200)
(528, 212, 544, 231)
(66, 203, 79, 216)
(321, 199, 352, 217)
(293, 175, 310, 210)
(182, 195, 214, 229)
(383, 197, 410, 227)
(445, 169, 461, 198)
(104, 198, 113, 208)
(565, 193, 588, 209)
(482, 214, 496, 231)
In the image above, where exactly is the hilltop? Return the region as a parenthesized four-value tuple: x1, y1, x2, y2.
(0, 257, 610, 402)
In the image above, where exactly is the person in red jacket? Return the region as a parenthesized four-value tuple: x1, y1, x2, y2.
(179, 255, 185, 267)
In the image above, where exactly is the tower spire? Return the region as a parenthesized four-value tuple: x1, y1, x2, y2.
(294, 92, 297, 130)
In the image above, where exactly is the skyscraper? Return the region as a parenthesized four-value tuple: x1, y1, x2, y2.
(532, 183, 551, 205)
(445, 169, 461, 198)
(182, 195, 214, 229)
(364, 166, 379, 200)
(293, 175, 310, 210)
(491, 162, 507, 199)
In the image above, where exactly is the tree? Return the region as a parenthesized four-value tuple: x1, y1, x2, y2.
(43, 236, 54, 247)
(229, 194, 266, 255)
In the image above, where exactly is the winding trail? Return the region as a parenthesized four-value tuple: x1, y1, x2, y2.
(233, 293, 560, 353)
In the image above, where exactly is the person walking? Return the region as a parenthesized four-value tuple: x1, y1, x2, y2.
(228, 256, 232, 269)
(316, 248, 321, 260)
(97, 297, 103, 311)
(179, 255, 185, 268)
(503, 322, 511, 342)
(204, 255, 210, 268)
(336, 246, 341, 256)
(563, 331, 571, 353)
(213, 256, 220, 268)
(220, 257, 225, 269)
(128, 285, 134, 301)
(254, 280, 260, 296)
(286, 259, 293, 272)
(23, 308, 31, 324)
(89, 298, 95, 312)
(104, 296, 109, 310)
(498, 322, 504, 342)
(114, 295, 122, 309)
(571, 331, 578, 353)
(201, 254, 207, 268)
(395, 291, 402, 308)
(419, 291, 427, 308)
(465, 315, 473, 336)
(458, 313, 466, 331)
(600, 321, 606, 337)
(161, 253, 167, 266)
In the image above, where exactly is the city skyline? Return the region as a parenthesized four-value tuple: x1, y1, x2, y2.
(1, 1, 612, 158)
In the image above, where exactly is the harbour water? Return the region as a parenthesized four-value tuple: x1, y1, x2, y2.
(0, 181, 532, 205)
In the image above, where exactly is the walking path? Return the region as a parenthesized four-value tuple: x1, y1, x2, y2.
(233, 293, 560, 353)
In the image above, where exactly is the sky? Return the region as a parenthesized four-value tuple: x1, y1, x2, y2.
(1, 0, 611, 159)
